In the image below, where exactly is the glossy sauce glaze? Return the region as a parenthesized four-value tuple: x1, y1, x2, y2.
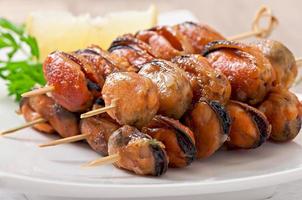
(204, 40, 275, 105)
(172, 54, 231, 104)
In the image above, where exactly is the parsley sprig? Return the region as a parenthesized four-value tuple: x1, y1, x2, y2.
(0, 18, 45, 101)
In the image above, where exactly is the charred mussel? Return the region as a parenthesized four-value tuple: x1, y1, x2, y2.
(184, 99, 231, 159)
(20, 97, 55, 134)
(172, 54, 231, 104)
(143, 115, 196, 168)
(139, 60, 193, 119)
(251, 39, 297, 88)
(108, 34, 155, 71)
(203, 40, 275, 105)
(258, 88, 302, 142)
(226, 100, 271, 149)
(108, 125, 169, 176)
(80, 117, 120, 156)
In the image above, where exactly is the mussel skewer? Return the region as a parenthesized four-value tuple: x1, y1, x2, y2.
(1, 94, 80, 138)
(258, 88, 302, 142)
(184, 99, 231, 159)
(226, 101, 271, 149)
(84, 125, 169, 176)
(41, 114, 196, 169)
(21, 5, 277, 108)
(142, 115, 196, 168)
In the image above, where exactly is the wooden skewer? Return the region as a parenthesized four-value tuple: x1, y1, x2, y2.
(82, 154, 120, 168)
(0, 118, 47, 136)
(21, 86, 55, 98)
(80, 99, 118, 119)
(1, 99, 117, 136)
(228, 5, 278, 41)
(296, 57, 302, 66)
(39, 133, 90, 147)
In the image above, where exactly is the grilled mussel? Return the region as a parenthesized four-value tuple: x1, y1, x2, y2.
(108, 34, 155, 72)
(135, 26, 183, 60)
(251, 39, 297, 88)
(139, 60, 193, 119)
(184, 99, 231, 159)
(258, 88, 302, 142)
(143, 115, 196, 168)
(203, 40, 275, 105)
(226, 100, 271, 149)
(80, 117, 120, 156)
(172, 54, 231, 104)
(173, 21, 225, 53)
(108, 125, 168, 176)
(20, 97, 55, 134)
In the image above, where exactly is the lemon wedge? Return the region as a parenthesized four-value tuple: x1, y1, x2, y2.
(26, 5, 158, 60)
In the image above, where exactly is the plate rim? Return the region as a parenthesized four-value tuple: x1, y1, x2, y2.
(1, 164, 302, 197)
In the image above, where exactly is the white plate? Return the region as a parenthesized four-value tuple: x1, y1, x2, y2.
(1, 10, 302, 200)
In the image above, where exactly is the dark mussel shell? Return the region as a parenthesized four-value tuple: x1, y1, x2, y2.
(108, 125, 168, 176)
(143, 115, 196, 168)
(226, 100, 271, 149)
(258, 88, 302, 142)
(184, 99, 231, 159)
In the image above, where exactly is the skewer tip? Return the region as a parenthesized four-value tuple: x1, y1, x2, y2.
(81, 154, 120, 168)
(80, 98, 119, 119)
(39, 133, 89, 148)
(21, 86, 55, 98)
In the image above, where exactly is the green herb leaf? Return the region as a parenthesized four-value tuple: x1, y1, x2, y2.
(0, 18, 45, 101)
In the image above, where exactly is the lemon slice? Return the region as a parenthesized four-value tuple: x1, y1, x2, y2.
(25, 5, 158, 60)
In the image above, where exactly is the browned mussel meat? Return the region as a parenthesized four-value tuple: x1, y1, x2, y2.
(75, 46, 126, 78)
(251, 39, 297, 88)
(80, 99, 120, 156)
(20, 97, 55, 134)
(28, 94, 80, 138)
(203, 40, 275, 105)
(172, 22, 225, 53)
(139, 60, 192, 119)
(135, 26, 184, 60)
(142, 115, 196, 168)
(108, 34, 156, 72)
(108, 125, 169, 176)
(172, 54, 231, 104)
(184, 99, 231, 159)
(258, 88, 302, 142)
(226, 100, 271, 149)
(102, 72, 160, 128)
(44, 51, 103, 112)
